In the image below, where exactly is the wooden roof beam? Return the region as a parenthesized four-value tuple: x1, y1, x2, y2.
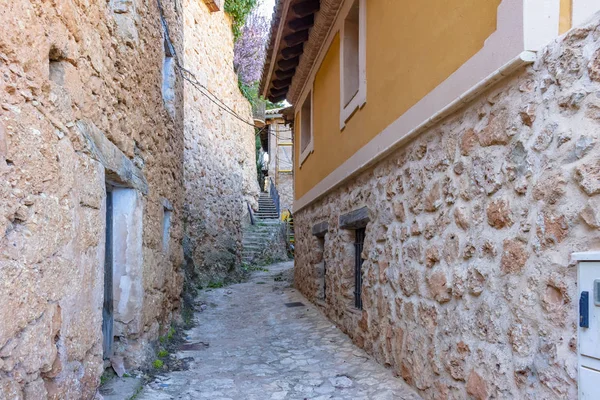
(272, 78, 293, 89)
(288, 14, 315, 31)
(281, 43, 304, 60)
(292, 0, 320, 18)
(275, 68, 296, 80)
(284, 30, 309, 47)
(269, 94, 287, 103)
(269, 87, 288, 97)
(278, 56, 300, 71)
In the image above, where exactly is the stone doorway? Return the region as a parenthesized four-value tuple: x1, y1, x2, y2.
(102, 185, 144, 360)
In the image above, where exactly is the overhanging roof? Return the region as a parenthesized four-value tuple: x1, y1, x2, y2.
(261, 0, 343, 105)
(260, 0, 320, 103)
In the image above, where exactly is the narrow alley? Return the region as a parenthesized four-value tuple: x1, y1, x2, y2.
(136, 262, 421, 400)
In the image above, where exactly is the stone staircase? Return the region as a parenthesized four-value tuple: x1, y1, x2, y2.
(242, 193, 287, 264)
(255, 192, 279, 220)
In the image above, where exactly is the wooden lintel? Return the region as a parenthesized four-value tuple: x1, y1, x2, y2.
(339, 207, 370, 230)
(203, 0, 222, 12)
(284, 30, 309, 47)
(312, 221, 329, 237)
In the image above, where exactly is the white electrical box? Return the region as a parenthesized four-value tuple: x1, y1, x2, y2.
(574, 252, 600, 399)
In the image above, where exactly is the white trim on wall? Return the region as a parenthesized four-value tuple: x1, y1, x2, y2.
(339, 0, 367, 129)
(292, 0, 572, 211)
(295, 51, 536, 211)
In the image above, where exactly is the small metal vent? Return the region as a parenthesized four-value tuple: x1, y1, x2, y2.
(285, 302, 305, 308)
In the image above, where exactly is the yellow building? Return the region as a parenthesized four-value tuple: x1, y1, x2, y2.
(262, 0, 600, 398)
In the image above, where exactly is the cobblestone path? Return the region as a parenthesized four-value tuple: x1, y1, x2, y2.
(137, 262, 421, 400)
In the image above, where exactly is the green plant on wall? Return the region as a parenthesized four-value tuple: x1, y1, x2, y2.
(225, 0, 258, 39)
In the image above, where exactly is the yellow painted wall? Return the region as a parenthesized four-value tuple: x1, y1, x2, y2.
(295, 0, 501, 199)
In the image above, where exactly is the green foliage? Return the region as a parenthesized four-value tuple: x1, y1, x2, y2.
(100, 371, 111, 385)
(266, 100, 285, 110)
(238, 80, 259, 105)
(167, 327, 176, 340)
(157, 349, 169, 358)
(152, 359, 164, 369)
(242, 264, 269, 273)
(159, 336, 166, 344)
(207, 281, 224, 289)
(225, 0, 258, 40)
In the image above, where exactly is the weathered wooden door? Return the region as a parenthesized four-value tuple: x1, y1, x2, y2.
(102, 190, 114, 359)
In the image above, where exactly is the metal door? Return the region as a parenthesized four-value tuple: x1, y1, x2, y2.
(102, 190, 114, 359)
(354, 228, 365, 309)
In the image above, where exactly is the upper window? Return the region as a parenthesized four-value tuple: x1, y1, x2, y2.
(340, 0, 366, 128)
(162, 39, 176, 119)
(299, 90, 313, 166)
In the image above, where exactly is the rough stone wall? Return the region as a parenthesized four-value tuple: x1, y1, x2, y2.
(278, 172, 294, 213)
(0, 0, 185, 398)
(294, 20, 600, 400)
(182, 0, 260, 286)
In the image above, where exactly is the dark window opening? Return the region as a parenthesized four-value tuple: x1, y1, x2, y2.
(317, 236, 326, 300)
(354, 227, 365, 309)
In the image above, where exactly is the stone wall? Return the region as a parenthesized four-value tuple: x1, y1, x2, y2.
(294, 19, 600, 399)
(278, 172, 294, 213)
(182, 0, 260, 287)
(0, 0, 186, 397)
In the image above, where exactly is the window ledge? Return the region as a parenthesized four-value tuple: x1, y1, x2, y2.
(340, 91, 366, 130)
(299, 140, 314, 167)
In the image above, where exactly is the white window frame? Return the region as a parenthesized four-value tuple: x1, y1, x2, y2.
(298, 88, 314, 167)
(339, 0, 367, 130)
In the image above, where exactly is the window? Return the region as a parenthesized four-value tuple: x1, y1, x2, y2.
(340, 0, 366, 128)
(317, 236, 326, 301)
(162, 38, 176, 119)
(299, 90, 313, 165)
(162, 208, 172, 253)
(354, 227, 365, 309)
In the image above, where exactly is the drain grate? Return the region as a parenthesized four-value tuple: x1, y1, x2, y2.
(285, 302, 305, 308)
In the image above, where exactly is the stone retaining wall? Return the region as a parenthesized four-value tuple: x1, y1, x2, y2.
(294, 18, 600, 399)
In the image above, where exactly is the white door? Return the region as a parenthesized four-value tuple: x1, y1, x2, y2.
(579, 261, 600, 399)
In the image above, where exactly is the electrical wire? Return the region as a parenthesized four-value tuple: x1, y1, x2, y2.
(156, 0, 269, 133)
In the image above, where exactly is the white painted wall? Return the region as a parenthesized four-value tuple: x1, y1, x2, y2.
(111, 188, 144, 337)
(573, 0, 600, 27)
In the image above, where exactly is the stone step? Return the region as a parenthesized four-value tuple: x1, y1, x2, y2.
(243, 244, 263, 251)
(243, 238, 269, 246)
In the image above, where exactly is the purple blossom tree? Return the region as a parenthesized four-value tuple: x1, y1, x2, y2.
(234, 4, 269, 86)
